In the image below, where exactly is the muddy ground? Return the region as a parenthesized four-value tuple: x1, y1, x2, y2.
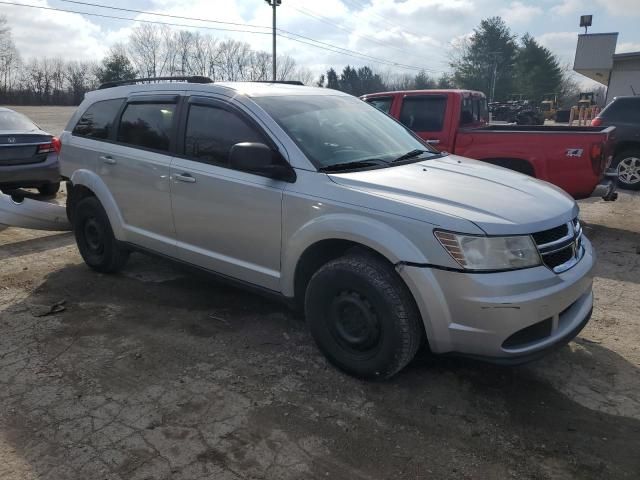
(0, 107, 638, 479)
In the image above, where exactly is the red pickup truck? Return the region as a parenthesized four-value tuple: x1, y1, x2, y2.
(361, 89, 617, 200)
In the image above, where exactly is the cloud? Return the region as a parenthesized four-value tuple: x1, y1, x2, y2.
(595, 0, 640, 16)
(536, 31, 578, 65)
(550, 0, 582, 16)
(500, 1, 543, 25)
(617, 42, 640, 53)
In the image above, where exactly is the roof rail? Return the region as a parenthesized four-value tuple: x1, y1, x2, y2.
(251, 80, 305, 86)
(98, 76, 213, 90)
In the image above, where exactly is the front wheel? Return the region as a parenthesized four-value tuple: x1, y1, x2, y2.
(305, 252, 424, 380)
(613, 149, 640, 190)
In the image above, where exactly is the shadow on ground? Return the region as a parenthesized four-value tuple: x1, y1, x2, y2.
(0, 254, 639, 479)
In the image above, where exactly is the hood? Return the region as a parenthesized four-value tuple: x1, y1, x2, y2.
(328, 155, 578, 235)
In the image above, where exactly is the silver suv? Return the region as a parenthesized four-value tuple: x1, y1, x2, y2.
(60, 78, 595, 379)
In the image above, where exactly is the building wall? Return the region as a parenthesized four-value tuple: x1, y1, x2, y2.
(606, 57, 640, 103)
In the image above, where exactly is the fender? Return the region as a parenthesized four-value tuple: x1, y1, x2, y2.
(281, 213, 430, 298)
(70, 169, 127, 240)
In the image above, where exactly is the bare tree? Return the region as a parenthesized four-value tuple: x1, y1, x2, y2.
(128, 24, 166, 78)
(0, 15, 20, 92)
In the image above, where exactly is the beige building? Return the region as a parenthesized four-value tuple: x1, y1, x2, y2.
(573, 32, 640, 104)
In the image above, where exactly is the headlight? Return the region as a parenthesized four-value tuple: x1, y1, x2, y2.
(434, 231, 541, 271)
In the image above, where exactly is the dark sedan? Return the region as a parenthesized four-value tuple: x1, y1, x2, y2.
(0, 107, 61, 195)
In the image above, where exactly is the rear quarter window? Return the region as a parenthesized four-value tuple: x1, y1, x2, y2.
(72, 99, 123, 140)
(366, 97, 393, 114)
(602, 98, 640, 123)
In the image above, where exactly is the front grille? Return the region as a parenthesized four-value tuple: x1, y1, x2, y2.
(532, 217, 583, 273)
(531, 224, 568, 245)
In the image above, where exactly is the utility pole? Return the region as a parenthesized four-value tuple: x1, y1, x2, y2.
(265, 0, 281, 82)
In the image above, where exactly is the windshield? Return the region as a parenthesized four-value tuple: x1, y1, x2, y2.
(0, 110, 39, 132)
(253, 95, 439, 170)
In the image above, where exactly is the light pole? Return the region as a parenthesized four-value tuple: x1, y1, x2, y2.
(264, 0, 281, 82)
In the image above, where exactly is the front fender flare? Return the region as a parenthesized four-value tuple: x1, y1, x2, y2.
(281, 213, 430, 297)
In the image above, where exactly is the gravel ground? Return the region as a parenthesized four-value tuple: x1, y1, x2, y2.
(0, 107, 638, 479)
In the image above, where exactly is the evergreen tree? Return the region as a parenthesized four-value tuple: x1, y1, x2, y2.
(96, 47, 137, 84)
(326, 68, 340, 90)
(414, 70, 435, 89)
(513, 34, 563, 102)
(451, 17, 517, 100)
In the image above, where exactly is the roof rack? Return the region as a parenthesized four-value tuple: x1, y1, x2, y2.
(251, 80, 305, 86)
(98, 76, 213, 90)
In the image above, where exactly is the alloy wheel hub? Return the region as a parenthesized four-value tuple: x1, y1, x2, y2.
(618, 157, 640, 185)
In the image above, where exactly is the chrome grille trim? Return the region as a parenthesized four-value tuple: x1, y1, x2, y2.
(533, 217, 583, 273)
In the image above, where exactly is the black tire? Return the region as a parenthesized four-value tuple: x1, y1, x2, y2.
(305, 252, 424, 380)
(612, 149, 640, 190)
(38, 181, 60, 196)
(73, 196, 129, 273)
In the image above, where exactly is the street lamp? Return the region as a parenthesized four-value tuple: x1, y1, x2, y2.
(265, 0, 282, 82)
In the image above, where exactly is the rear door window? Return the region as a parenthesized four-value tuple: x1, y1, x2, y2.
(399, 96, 447, 132)
(117, 102, 176, 152)
(73, 99, 123, 140)
(366, 97, 393, 114)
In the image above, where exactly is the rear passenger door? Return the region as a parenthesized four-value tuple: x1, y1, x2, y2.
(104, 94, 179, 255)
(170, 96, 285, 291)
(398, 95, 450, 151)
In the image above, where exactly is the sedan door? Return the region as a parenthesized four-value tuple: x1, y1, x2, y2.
(170, 96, 285, 291)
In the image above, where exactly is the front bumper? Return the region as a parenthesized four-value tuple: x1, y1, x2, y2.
(0, 153, 60, 189)
(399, 236, 595, 361)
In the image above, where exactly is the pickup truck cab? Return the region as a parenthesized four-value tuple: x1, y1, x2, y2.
(60, 79, 595, 379)
(362, 89, 617, 200)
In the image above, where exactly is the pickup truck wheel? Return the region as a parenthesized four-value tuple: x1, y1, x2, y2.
(305, 253, 423, 380)
(614, 150, 640, 190)
(73, 197, 129, 273)
(37, 182, 60, 196)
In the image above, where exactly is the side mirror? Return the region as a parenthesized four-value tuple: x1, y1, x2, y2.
(228, 142, 296, 182)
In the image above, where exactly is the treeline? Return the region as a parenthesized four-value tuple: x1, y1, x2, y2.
(0, 19, 312, 105)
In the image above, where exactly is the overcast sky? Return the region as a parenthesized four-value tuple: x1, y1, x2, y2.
(3, 0, 640, 86)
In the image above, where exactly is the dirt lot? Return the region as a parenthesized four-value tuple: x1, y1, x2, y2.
(0, 108, 639, 479)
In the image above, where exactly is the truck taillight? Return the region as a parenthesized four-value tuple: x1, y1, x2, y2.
(591, 117, 602, 127)
(590, 142, 605, 175)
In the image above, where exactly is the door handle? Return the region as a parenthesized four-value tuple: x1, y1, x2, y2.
(99, 155, 116, 165)
(174, 173, 196, 183)
(425, 139, 440, 145)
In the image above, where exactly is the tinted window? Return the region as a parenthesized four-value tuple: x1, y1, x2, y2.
(602, 98, 640, 123)
(0, 109, 38, 131)
(184, 105, 265, 166)
(366, 97, 393, 114)
(73, 99, 123, 139)
(399, 96, 447, 131)
(117, 103, 175, 151)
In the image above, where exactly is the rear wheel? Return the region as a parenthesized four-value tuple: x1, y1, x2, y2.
(305, 252, 423, 380)
(73, 196, 129, 273)
(613, 149, 640, 190)
(37, 181, 60, 196)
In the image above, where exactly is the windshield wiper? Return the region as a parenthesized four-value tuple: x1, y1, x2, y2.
(391, 149, 431, 163)
(318, 159, 389, 173)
